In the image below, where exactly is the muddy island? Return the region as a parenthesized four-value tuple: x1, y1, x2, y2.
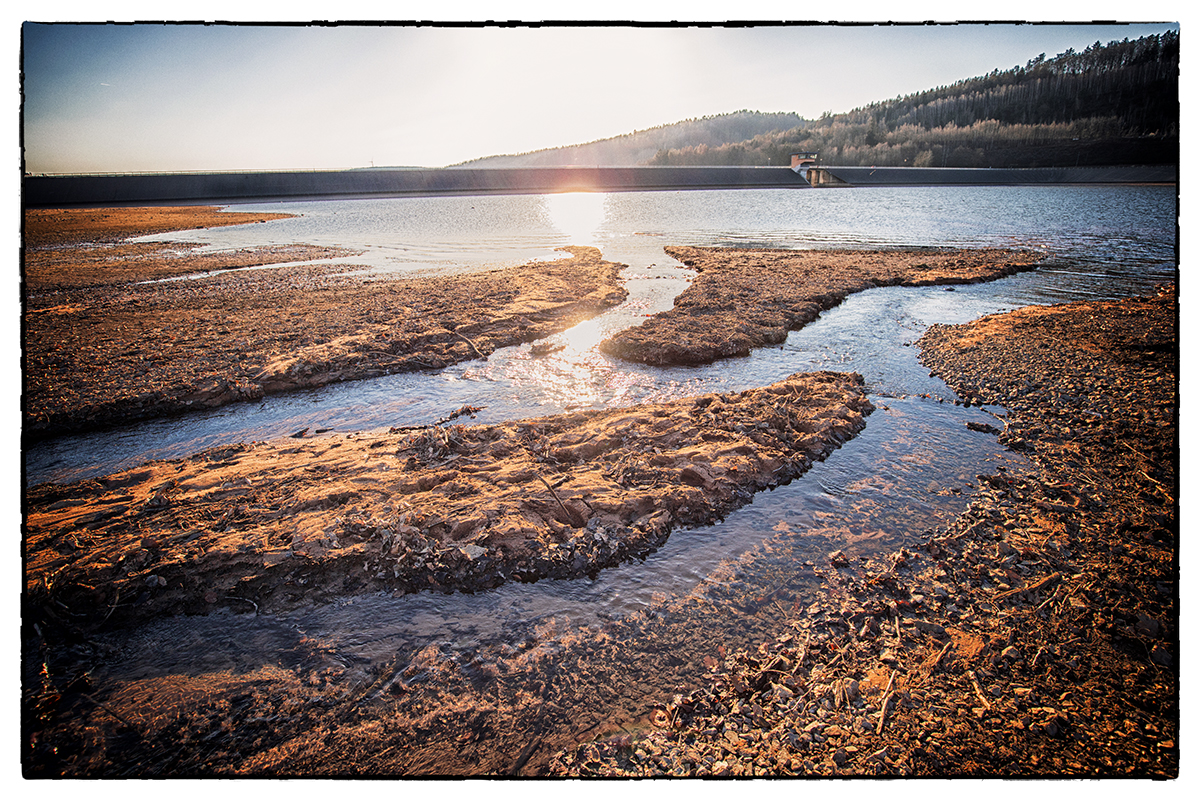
(25, 371, 873, 628)
(600, 245, 1044, 366)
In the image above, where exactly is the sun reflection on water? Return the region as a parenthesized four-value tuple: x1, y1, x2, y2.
(486, 312, 642, 413)
(544, 191, 606, 245)
(561, 318, 605, 353)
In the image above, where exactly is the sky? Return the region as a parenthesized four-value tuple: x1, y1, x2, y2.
(19, 11, 1183, 175)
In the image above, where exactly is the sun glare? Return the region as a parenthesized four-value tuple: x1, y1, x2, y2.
(561, 318, 605, 354)
(545, 192, 606, 245)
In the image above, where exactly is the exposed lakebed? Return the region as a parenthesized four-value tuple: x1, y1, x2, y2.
(22, 186, 1177, 776)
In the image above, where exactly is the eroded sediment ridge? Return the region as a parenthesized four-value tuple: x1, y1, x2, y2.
(602, 245, 1044, 366)
(25, 371, 872, 627)
(25, 206, 628, 439)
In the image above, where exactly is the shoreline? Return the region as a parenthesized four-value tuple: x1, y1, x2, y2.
(601, 245, 1044, 366)
(20, 206, 1177, 778)
(24, 206, 1043, 441)
(23, 207, 628, 441)
(551, 286, 1177, 778)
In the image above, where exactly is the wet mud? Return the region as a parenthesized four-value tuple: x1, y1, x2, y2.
(600, 245, 1044, 366)
(20, 207, 1176, 779)
(24, 372, 872, 628)
(551, 286, 1178, 778)
(24, 207, 628, 439)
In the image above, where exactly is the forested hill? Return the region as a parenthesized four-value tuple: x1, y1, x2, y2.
(649, 30, 1179, 169)
(449, 111, 807, 167)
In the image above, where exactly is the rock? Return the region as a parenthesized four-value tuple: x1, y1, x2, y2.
(1135, 614, 1161, 638)
(913, 620, 948, 638)
(1150, 644, 1173, 667)
(459, 544, 487, 561)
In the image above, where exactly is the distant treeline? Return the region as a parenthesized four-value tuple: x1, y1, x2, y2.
(451, 111, 805, 168)
(649, 30, 1178, 169)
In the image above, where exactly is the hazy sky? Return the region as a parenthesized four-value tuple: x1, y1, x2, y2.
(21, 19, 1181, 174)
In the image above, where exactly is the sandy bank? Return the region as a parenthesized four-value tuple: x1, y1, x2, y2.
(22, 206, 354, 291)
(601, 245, 1044, 366)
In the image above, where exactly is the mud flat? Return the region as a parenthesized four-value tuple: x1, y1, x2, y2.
(552, 286, 1177, 778)
(23, 206, 352, 291)
(600, 245, 1045, 366)
(24, 371, 872, 628)
(21, 207, 1175, 778)
(22, 287, 1177, 779)
(23, 207, 628, 439)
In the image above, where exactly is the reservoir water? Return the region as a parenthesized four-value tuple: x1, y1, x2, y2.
(27, 185, 1176, 486)
(26, 185, 1177, 767)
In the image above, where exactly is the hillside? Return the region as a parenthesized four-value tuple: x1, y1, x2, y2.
(649, 31, 1178, 169)
(449, 110, 808, 168)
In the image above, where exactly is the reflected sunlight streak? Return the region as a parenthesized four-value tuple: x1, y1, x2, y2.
(561, 318, 605, 354)
(545, 192, 606, 245)
(504, 315, 641, 412)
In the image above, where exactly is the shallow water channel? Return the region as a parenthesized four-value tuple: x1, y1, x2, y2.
(27, 186, 1176, 771)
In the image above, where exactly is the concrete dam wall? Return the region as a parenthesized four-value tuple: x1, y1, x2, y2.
(810, 164, 1176, 187)
(23, 164, 1175, 208)
(22, 166, 809, 207)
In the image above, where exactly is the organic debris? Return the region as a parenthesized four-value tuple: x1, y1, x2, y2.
(549, 285, 1177, 778)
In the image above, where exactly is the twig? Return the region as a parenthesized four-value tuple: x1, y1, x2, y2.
(876, 669, 898, 734)
(98, 587, 122, 625)
(994, 571, 1062, 601)
(82, 692, 137, 727)
(365, 350, 415, 366)
(793, 631, 811, 673)
(389, 405, 484, 433)
(536, 472, 584, 527)
(453, 330, 486, 359)
(226, 596, 259, 614)
(967, 670, 992, 710)
(913, 640, 955, 689)
(1034, 586, 1062, 613)
(509, 728, 544, 775)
